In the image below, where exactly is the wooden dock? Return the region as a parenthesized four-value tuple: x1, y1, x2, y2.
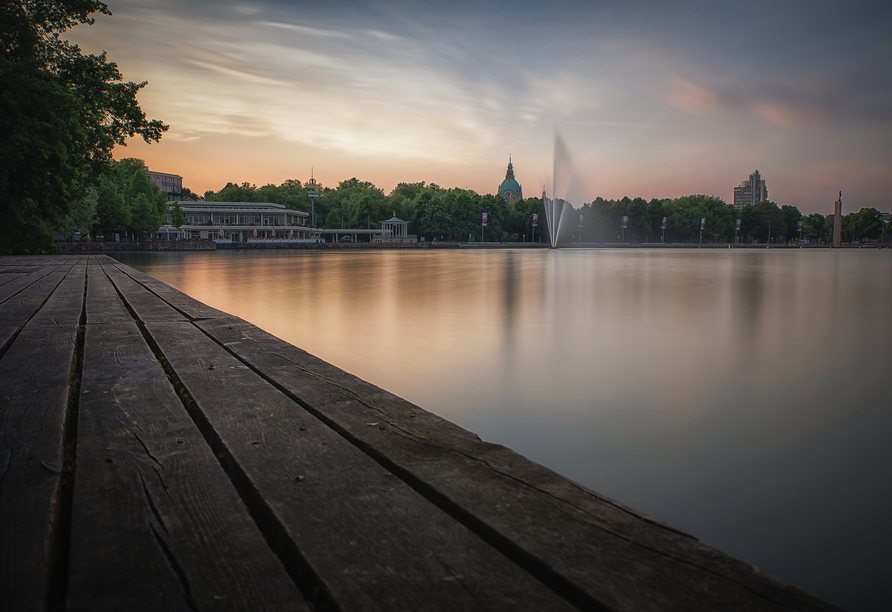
(1, 255, 840, 611)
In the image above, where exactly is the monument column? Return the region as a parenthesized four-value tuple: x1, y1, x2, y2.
(833, 192, 842, 248)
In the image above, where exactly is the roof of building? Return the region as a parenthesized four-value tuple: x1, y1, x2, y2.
(498, 160, 521, 194)
(499, 178, 521, 193)
(173, 201, 308, 215)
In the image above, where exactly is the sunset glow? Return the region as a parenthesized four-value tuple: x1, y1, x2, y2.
(67, 0, 892, 214)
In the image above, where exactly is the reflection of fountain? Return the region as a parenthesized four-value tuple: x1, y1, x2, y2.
(543, 132, 582, 248)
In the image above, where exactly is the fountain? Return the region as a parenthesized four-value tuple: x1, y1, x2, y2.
(543, 132, 582, 248)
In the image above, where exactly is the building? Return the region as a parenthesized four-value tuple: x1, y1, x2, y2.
(146, 168, 184, 200)
(373, 215, 412, 243)
(733, 170, 768, 209)
(498, 159, 523, 204)
(160, 201, 311, 242)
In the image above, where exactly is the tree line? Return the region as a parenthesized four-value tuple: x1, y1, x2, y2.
(202, 180, 889, 245)
(3, 2, 886, 252)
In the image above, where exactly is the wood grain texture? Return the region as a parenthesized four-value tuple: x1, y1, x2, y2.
(102, 258, 228, 320)
(67, 264, 307, 612)
(100, 262, 188, 323)
(0, 272, 28, 288)
(193, 315, 842, 612)
(0, 265, 74, 356)
(0, 262, 68, 304)
(0, 261, 85, 611)
(142, 318, 578, 612)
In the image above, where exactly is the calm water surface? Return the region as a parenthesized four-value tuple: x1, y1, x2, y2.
(115, 248, 892, 611)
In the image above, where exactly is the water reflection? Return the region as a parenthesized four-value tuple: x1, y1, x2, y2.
(115, 249, 891, 612)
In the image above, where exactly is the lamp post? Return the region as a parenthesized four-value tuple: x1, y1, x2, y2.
(768, 219, 771, 245)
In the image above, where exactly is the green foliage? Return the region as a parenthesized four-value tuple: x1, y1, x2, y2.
(740, 201, 786, 243)
(204, 179, 316, 213)
(841, 207, 884, 243)
(170, 201, 187, 229)
(179, 186, 201, 201)
(507, 197, 545, 241)
(1, 1, 111, 62)
(205, 182, 261, 203)
(0, 0, 166, 252)
(94, 158, 165, 237)
(782, 205, 802, 241)
(803, 213, 825, 242)
(323, 210, 341, 229)
(60, 186, 98, 240)
(201, 175, 823, 247)
(0, 57, 87, 253)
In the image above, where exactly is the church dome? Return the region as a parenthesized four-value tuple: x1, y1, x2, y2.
(498, 159, 523, 203)
(499, 176, 521, 193)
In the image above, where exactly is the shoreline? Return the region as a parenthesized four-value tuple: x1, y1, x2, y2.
(56, 240, 890, 253)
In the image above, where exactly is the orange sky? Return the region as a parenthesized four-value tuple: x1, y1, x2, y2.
(69, 0, 892, 214)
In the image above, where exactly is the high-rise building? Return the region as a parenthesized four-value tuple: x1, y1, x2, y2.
(498, 159, 523, 204)
(733, 170, 768, 208)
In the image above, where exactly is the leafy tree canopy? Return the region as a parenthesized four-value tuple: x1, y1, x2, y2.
(94, 158, 166, 238)
(0, 0, 166, 253)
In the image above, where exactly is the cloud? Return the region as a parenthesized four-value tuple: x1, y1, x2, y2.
(661, 78, 720, 115)
(257, 20, 349, 38)
(364, 29, 400, 41)
(184, 60, 291, 86)
(63, 0, 892, 210)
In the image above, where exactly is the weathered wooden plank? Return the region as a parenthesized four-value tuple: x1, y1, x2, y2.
(0, 261, 85, 611)
(0, 264, 75, 357)
(67, 264, 307, 611)
(140, 318, 578, 612)
(0, 272, 28, 287)
(100, 262, 191, 323)
(0, 262, 66, 304)
(101, 258, 228, 320)
(191, 314, 842, 612)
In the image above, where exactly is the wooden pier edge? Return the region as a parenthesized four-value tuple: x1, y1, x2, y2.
(0, 255, 842, 612)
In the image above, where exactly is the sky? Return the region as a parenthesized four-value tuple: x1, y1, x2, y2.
(66, 0, 892, 214)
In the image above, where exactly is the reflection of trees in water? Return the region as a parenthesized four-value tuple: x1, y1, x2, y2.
(731, 253, 765, 365)
(501, 253, 518, 355)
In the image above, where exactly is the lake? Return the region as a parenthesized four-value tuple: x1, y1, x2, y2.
(114, 247, 891, 612)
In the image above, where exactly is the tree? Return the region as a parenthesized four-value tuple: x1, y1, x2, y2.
(782, 205, 802, 243)
(93, 158, 165, 238)
(179, 187, 201, 201)
(0, 0, 166, 252)
(170, 201, 187, 229)
(842, 208, 883, 243)
(0, 58, 87, 253)
(206, 182, 260, 202)
(758, 201, 786, 243)
(324, 210, 341, 230)
(129, 192, 160, 238)
(803, 213, 825, 242)
(94, 173, 129, 237)
(59, 186, 98, 241)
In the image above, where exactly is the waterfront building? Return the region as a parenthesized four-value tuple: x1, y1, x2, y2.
(160, 201, 311, 241)
(374, 215, 413, 243)
(146, 168, 184, 200)
(733, 170, 768, 209)
(498, 159, 523, 204)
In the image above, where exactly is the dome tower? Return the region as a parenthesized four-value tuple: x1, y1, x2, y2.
(498, 158, 523, 204)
